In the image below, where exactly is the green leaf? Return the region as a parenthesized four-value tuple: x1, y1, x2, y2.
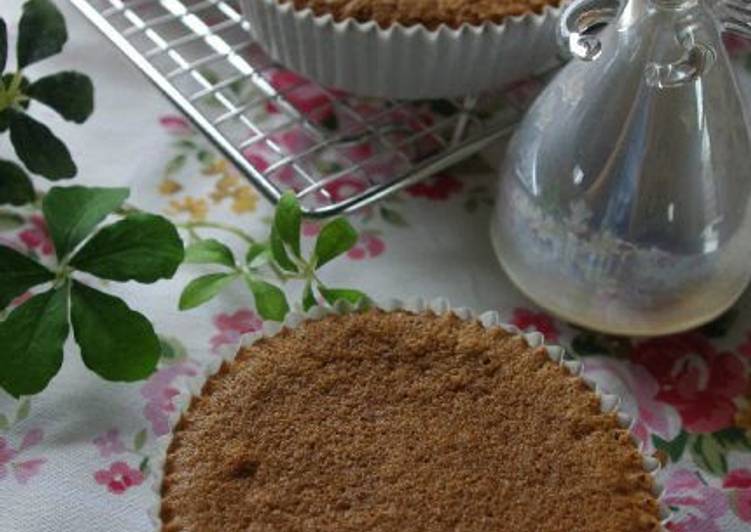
(15, 398, 30, 422)
(0, 413, 8, 430)
(178, 273, 237, 310)
(652, 431, 689, 463)
(0, 245, 54, 309)
(9, 111, 76, 180)
(274, 192, 301, 257)
(269, 225, 297, 273)
(691, 433, 728, 476)
(134, 428, 147, 451)
(0, 19, 7, 74)
(314, 217, 358, 268)
(302, 281, 316, 311)
(245, 276, 289, 321)
(71, 213, 184, 283)
(318, 287, 370, 307)
(714, 427, 751, 450)
(184, 239, 235, 268)
(0, 160, 35, 206)
(139, 457, 150, 474)
(245, 242, 269, 268)
(27, 71, 94, 123)
(0, 110, 9, 133)
(0, 286, 69, 398)
(70, 282, 160, 382)
(570, 332, 632, 358)
(42, 186, 129, 260)
(17, 0, 67, 69)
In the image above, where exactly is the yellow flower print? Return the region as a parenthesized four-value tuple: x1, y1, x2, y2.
(168, 196, 209, 221)
(230, 187, 259, 214)
(210, 168, 260, 214)
(159, 178, 183, 196)
(202, 158, 228, 176)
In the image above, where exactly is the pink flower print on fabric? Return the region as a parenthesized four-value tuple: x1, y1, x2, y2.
(93, 429, 126, 458)
(724, 469, 751, 523)
(210, 308, 264, 355)
(631, 333, 748, 433)
(140, 362, 198, 436)
(18, 215, 54, 256)
(347, 233, 385, 261)
(159, 114, 192, 136)
(664, 469, 728, 532)
(582, 358, 682, 451)
(0, 429, 47, 485)
(94, 461, 144, 495)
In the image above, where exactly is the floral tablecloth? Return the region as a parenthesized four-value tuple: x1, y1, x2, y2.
(3, 2, 751, 531)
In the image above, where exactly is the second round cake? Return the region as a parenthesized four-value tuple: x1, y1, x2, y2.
(160, 309, 662, 531)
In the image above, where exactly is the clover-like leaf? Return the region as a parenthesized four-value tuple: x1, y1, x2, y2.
(302, 281, 316, 311)
(0, 285, 69, 398)
(42, 186, 129, 260)
(245, 276, 289, 321)
(178, 273, 237, 311)
(27, 71, 94, 123)
(314, 218, 358, 268)
(17, 0, 67, 69)
(318, 286, 370, 307)
(274, 192, 301, 257)
(70, 282, 160, 382)
(0, 19, 7, 74)
(0, 159, 35, 206)
(71, 213, 184, 283)
(184, 239, 235, 268)
(0, 245, 54, 309)
(9, 111, 76, 179)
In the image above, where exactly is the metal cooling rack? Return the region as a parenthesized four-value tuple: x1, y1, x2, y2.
(69, 0, 540, 217)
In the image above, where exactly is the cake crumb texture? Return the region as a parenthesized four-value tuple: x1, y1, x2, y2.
(161, 310, 661, 532)
(283, 0, 561, 28)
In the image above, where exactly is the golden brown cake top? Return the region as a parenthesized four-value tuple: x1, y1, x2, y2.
(160, 310, 661, 532)
(283, 0, 561, 28)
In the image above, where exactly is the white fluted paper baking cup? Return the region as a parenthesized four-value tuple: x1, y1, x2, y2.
(148, 298, 670, 530)
(240, 0, 562, 99)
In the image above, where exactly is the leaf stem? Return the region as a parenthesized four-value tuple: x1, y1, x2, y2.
(0, 72, 24, 113)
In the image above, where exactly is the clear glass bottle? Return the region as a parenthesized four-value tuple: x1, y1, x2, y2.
(491, 0, 751, 335)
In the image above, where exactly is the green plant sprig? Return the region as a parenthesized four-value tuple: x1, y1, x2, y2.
(0, 186, 185, 398)
(178, 192, 370, 320)
(0, 0, 94, 206)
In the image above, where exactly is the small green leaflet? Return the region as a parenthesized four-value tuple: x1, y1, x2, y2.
(314, 217, 358, 268)
(318, 287, 369, 307)
(9, 111, 76, 180)
(70, 282, 160, 382)
(17, 0, 68, 69)
(0, 160, 34, 206)
(179, 273, 237, 310)
(184, 239, 235, 268)
(269, 225, 297, 273)
(159, 336, 187, 360)
(0, 212, 24, 232)
(245, 276, 289, 321)
(652, 431, 689, 463)
(71, 213, 184, 283)
(0, 414, 8, 430)
(0, 245, 54, 309)
(27, 71, 94, 124)
(691, 433, 728, 476)
(274, 192, 302, 257)
(42, 186, 129, 260)
(0, 286, 69, 398)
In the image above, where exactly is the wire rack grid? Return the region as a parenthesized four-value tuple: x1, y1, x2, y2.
(69, 0, 543, 217)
